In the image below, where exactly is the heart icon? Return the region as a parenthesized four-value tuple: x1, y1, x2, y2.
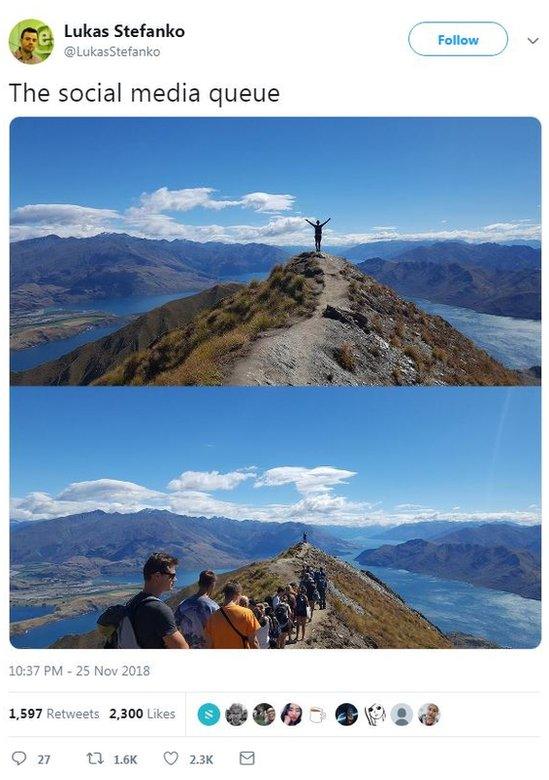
(163, 751, 179, 766)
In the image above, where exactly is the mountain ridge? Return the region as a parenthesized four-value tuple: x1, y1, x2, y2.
(14, 252, 527, 387)
(356, 537, 541, 599)
(48, 543, 459, 649)
(357, 256, 540, 319)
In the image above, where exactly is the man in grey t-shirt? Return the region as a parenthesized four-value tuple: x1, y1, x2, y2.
(127, 552, 189, 649)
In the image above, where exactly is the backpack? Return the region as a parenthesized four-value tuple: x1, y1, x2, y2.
(275, 604, 290, 629)
(296, 594, 308, 615)
(97, 596, 157, 649)
(268, 614, 281, 639)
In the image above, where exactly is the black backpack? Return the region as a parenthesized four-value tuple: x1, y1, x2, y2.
(275, 604, 290, 628)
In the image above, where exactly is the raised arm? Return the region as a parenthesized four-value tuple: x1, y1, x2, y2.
(321, 218, 331, 227)
(305, 219, 316, 227)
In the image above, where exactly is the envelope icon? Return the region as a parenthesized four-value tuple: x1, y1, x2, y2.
(239, 751, 255, 766)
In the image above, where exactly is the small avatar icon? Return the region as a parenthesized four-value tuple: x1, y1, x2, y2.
(390, 703, 413, 726)
(309, 706, 326, 724)
(365, 703, 386, 726)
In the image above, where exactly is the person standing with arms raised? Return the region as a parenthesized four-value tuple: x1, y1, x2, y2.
(305, 217, 331, 253)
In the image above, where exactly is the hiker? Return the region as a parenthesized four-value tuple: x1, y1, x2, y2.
(174, 569, 219, 649)
(272, 586, 285, 610)
(125, 552, 189, 649)
(204, 582, 261, 648)
(294, 587, 310, 642)
(305, 577, 319, 617)
(302, 531, 308, 543)
(252, 603, 271, 649)
(305, 217, 331, 252)
(274, 595, 293, 648)
(239, 595, 250, 608)
(265, 604, 282, 648)
(315, 567, 328, 610)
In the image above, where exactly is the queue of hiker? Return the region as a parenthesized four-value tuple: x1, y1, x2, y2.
(98, 552, 329, 650)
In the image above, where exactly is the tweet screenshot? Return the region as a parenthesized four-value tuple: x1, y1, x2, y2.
(2, 1, 546, 776)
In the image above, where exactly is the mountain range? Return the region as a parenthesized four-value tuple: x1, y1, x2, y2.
(355, 523, 541, 599)
(11, 235, 540, 320)
(10, 233, 288, 312)
(10, 509, 352, 576)
(358, 255, 540, 319)
(12, 253, 531, 387)
(350, 241, 540, 270)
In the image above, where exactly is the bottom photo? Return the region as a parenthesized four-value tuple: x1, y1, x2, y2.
(9, 387, 540, 650)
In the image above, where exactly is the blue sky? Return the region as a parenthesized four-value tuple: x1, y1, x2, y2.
(10, 117, 540, 245)
(11, 387, 540, 526)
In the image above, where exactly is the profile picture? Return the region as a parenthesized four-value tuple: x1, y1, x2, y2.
(390, 703, 413, 726)
(281, 703, 302, 726)
(335, 703, 359, 726)
(418, 703, 440, 726)
(309, 706, 326, 724)
(365, 703, 386, 726)
(9, 19, 53, 64)
(225, 703, 248, 726)
(253, 703, 276, 726)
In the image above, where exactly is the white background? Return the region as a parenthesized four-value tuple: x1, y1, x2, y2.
(2, 1, 546, 777)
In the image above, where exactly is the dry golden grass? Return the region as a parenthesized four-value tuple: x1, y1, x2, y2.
(334, 342, 357, 372)
(95, 262, 321, 386)
(330, 572, 451, 649)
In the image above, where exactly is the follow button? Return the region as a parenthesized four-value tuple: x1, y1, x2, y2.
(409, 22, 508, 56)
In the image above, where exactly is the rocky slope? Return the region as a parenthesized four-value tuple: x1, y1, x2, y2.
(226, 254, 526, 386)
(50, 543, 458, 649)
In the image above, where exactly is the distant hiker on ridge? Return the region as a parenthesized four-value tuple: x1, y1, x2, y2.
(305, 217, 331, 253)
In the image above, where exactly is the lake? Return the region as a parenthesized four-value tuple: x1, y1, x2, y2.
(11, 281, 540, 373)
(351, 562, 541, 649)
(10, 289, 201, 373)
(10, 568, 232, 649)
(408, 297, 541, 370)
(10, 605, 55, 622)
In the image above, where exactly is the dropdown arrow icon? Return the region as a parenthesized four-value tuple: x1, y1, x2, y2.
(528, 37, 539, 44)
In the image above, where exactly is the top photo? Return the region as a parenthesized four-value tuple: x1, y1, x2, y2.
(10, 117, 540, 387)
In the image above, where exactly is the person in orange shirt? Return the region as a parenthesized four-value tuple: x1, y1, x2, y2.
(204, 582, 260, 649)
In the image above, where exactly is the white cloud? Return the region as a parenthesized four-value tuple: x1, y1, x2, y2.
(10, 469, 541, 528)
(239, 192, 295, 212)
(167, 468, 256, 491)
(10, 187, 540, 246)
(10, 204, 121, 240)
(339, 221, 541, 246)
(10, 480, 167, 521)
(254, 466, 356, 495)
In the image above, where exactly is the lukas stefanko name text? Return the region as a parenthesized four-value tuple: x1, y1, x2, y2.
(65, 23, 185, 39)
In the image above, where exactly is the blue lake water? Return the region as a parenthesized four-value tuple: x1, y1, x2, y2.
(10, 605, 54, 622)
(349, 562, 541, 649)
(10, 290, 201, 372)
(408, 297, 541, 370)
